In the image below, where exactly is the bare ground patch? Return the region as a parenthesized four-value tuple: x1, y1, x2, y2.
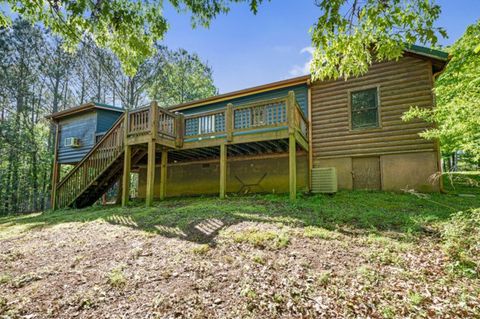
(1, 194, 479, 318)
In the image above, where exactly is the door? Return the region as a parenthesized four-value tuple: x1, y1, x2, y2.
(352, 157, 381, 190)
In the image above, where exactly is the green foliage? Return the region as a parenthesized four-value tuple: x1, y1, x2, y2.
(442, 208, 480, 277)
(191, 244, 210, 255)
(148, 47, 218, 106)
(251, 254, 266, 265)
(0, 20, 53, 214)
(226, 228, 290, 249)
(403, 21, 480, 160)
(107, 266, 127, 288)
(442, 172, 480, 195)
(1, 0, 265, 76)
(310, 0, 446, 80)
(303, 226, 340, 240)
(0, 19, 218, 214)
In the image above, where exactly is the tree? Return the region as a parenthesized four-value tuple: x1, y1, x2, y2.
(0, 18, 218, 214)
(403, 20, 480, 162)
(1, 0, 266, 76)
(148, 47, 218, 106)
(310, 0, 447, 80)
(0, 19, 47, 213)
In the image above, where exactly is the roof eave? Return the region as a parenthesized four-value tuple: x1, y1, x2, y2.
(46, 103, 124, 121)
(168, 75, 310, 112)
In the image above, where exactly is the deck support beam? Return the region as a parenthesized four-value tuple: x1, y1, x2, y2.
(122, 145, 131, 207)
(116, 174, 123, 205)
(219, 144, 227, 199)
(160, 150, 168, 200)
(146, 140, 156, 207)
(51, 123, 60, 210)
(289, 134, 297, 200)
(287, 90, 297, 201)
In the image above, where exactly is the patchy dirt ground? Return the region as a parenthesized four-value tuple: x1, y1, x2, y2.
(0, 193, 479, 318)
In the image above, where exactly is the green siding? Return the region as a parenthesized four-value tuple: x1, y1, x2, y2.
(181, 84, 309, 116)
(96, 109, 122, 133)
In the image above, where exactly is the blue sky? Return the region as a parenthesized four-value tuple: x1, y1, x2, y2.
(161, 0, 480, 93)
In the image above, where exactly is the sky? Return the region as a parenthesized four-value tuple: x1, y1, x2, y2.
(160, 0, 480, 93)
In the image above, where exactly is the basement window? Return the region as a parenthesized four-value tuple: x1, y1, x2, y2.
(350, 87, 380, 130)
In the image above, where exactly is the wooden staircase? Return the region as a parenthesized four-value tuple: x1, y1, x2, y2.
(54, 113, 146, 209)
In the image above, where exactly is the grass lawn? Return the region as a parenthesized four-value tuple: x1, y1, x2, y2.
(0, 181, 479, 318)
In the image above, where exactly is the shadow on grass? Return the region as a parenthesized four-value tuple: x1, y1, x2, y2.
(0, 190, 479, 244)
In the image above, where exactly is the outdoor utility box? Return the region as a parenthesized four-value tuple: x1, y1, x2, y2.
(311, 167, 338, 194)
(48, 103, 124, 165)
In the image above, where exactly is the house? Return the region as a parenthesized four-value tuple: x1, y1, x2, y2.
(48, 45, 448, 209)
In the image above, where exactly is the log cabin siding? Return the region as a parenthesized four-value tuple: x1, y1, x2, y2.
(311, 56, 436, 160)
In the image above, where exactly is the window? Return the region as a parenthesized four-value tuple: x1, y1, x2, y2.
(350, 88, 380, 130)
(64, 137, 81, 147)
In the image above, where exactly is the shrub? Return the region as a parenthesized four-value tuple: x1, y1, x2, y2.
(442, 208, 480, 277)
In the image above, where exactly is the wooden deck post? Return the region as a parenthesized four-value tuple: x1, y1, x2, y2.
(116, 175, 123, 205)
(150, 101, 158, 140)
(146, 140, 156, 207)
(122, 111, 131, 207)
(175, 113, 184, 148)
(289, 135, 297, 200)
(145, 101, 159, 206)
(160, 149, 168, 200)
(287, 90, 297, 200)
(122, 145, 131, 207)
(51, 122, 60, 210)
(226, 103, 233, 142)
(219, 144, 227, 199)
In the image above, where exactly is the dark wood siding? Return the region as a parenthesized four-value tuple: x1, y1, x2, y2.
(311, 56, 436, 161)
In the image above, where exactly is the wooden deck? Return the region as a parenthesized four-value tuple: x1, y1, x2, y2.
(53, 91, 309, 209)
(125, 91, 308, 151)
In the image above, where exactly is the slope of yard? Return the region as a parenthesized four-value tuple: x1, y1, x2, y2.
(1, 189, 479, 318)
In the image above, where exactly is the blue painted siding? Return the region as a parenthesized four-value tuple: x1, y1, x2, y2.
(96, 109, 122, 133)
(58, 112, 96, 164)
(181, 84, 309, 116)
(57, 108, 123, 164)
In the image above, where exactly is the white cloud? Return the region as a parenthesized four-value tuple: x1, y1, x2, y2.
(289, 46, 314, 77)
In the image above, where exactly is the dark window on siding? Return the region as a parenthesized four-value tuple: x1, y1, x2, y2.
(350, 88, 379, 129)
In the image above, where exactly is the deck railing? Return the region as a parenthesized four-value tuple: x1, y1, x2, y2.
(128, 106, 150, 137)
(157, 107, 177, 139)
(184, 109, 227, 138)
(55, 114, 125, 208)
(294, 101, 308, 139)
(233, 97, 288, 131)
(124, 92, 307, 145)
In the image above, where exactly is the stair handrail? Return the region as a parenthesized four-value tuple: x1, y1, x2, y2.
(55, 113, 126, 207)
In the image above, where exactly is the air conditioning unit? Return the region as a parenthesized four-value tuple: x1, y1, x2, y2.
(65, 137, 81, 148)
(311, 167, 338, 194)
